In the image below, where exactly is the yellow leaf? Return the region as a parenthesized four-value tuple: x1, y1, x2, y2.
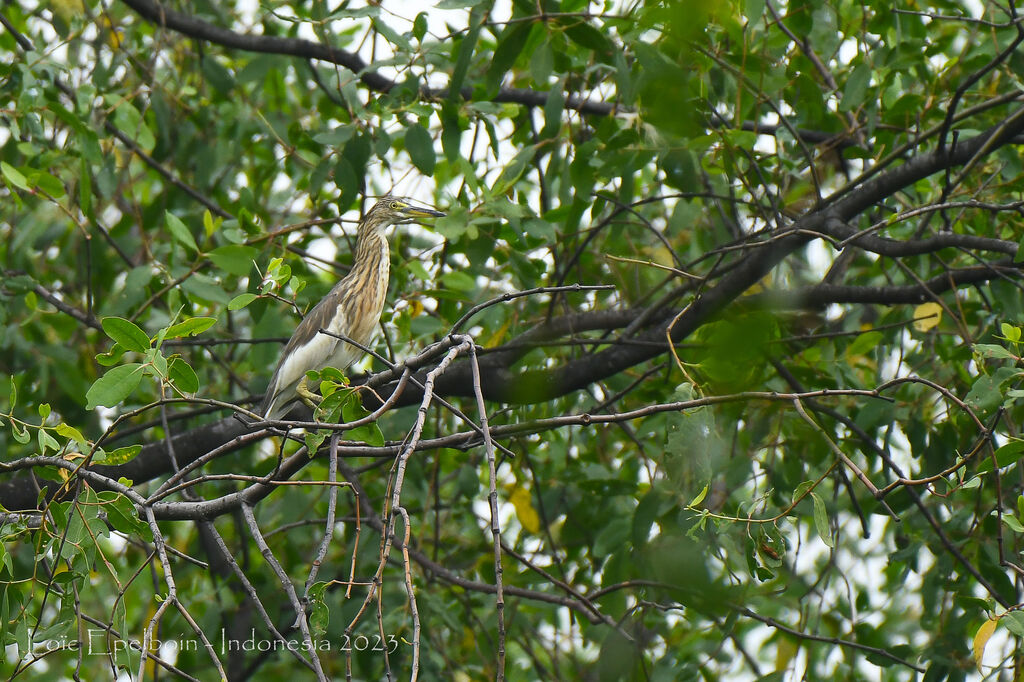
(508, 487, 540, 533)
(913, 302, 942, 332)
(483, 317, 512, 349)
(973, 618, 998, 669)
(103, 16, 125, 48)
(407, 298, 424, 318)
(775, 634, 799, 672)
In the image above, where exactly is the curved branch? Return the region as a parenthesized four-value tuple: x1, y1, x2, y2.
(120, 0, 616, 116)
(785, 262, 1022, 306)
(822, 217, 1020, 257)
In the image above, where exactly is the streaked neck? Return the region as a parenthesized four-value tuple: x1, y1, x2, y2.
(348, 229, 390, 291)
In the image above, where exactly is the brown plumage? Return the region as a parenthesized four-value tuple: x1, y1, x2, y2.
(260, 196, 445, 420)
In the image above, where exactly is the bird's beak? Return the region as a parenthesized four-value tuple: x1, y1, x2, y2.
(400, 205, 446, 219)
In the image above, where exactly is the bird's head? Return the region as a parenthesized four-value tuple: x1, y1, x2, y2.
(364, 195, 446, 233)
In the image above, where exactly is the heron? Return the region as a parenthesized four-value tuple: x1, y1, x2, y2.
(259, 195, 445, 420)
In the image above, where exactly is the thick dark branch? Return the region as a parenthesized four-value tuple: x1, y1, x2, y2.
(783, 261, 1023, 306)
(822, 217, 1020, 257)
(120, 0, 615, 116)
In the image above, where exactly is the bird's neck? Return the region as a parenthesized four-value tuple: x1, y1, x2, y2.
(346, 229, 391, 316)
(352, 229, 389, 279)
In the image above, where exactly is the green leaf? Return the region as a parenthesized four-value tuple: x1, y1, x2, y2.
(966, 367, 1019, 411)
(371, 17, 411, 51)
(112, 100, 156, 151)
(208, 244, 259, 276)
(492, 145, 536, 194)
(323, 5, 379, 18)
(974, 343, 1017, 360)
(811, 493, 834, 548)
(86, 363, 145, 409)
(203, 209, 217, 238)
(448, 7, 484, 98)
(687, 483, 709, 508)
(228, 293, 259, 310)
(307, 581, 330, 637)
(165, 317, 217, 339)
(181, 273, 229, 305)
(55, 423, 87, 446)
(95, 345, 126, 367)
(593, 516, 630, 557)
(305, 429, 329, 455)
(405, 123, 436, 175)
(168, 358, 200, 393)
(412, 12, 428, 41)
(530, 39, 554, 83)
(433, 205, 470, 242)
(99, 445, 142, 466)
(99, 491, 152, 541)
(79, 157, 92, 214)
(961, 475, 982, 490)
(101, 317, 151, 353)
(313, 126, 355, 146)
(1002, 611, 1024, 636)
(341, 392, 384, 446)
(563, 21, 614, 56)
(792, 480, 815, 503)
(840, 62, 872, 112)
(145, 347, 168, 378)
(201, 57, 235, 92)
(486, 22, 532, 91)
(523, 218, 556, 241)
(632, 487, 664, 546)
(540, 88, 565, 139)
(1, 162, 30, 191)
(316, 388, 345, 421)
(977, 440, 1024, 474)
(440, 105, 462, 163)
(37, 428, 60, 455)
(1001, 514, 1024, 533)
(30, 169, 65, 198)
(11, 422, 30, 444)
(439, 270, 476, 292)
(165, 211, 199, 253)
(745, 0, 766, 24)
(846, 331, 883, 357)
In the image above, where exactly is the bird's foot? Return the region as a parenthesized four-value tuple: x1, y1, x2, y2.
(297, 378, 324, 420)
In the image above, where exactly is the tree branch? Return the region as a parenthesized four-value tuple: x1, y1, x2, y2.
(120, 0, 616, 116)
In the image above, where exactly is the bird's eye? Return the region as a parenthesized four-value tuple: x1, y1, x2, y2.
(390, 201, 401, 209)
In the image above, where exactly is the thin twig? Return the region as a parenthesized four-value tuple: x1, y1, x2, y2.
(470, 342, 506, 679)
(241, 502, 328, 680)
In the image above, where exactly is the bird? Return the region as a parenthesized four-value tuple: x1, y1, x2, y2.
(259, 195, 445, 420)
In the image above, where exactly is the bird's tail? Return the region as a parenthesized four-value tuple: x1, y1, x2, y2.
(259, 391, 284, 421)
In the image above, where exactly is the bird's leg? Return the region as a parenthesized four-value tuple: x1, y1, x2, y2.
(296, 376, 323, 415)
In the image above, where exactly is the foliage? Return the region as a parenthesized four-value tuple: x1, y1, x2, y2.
(2, 0, 1024, 679)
